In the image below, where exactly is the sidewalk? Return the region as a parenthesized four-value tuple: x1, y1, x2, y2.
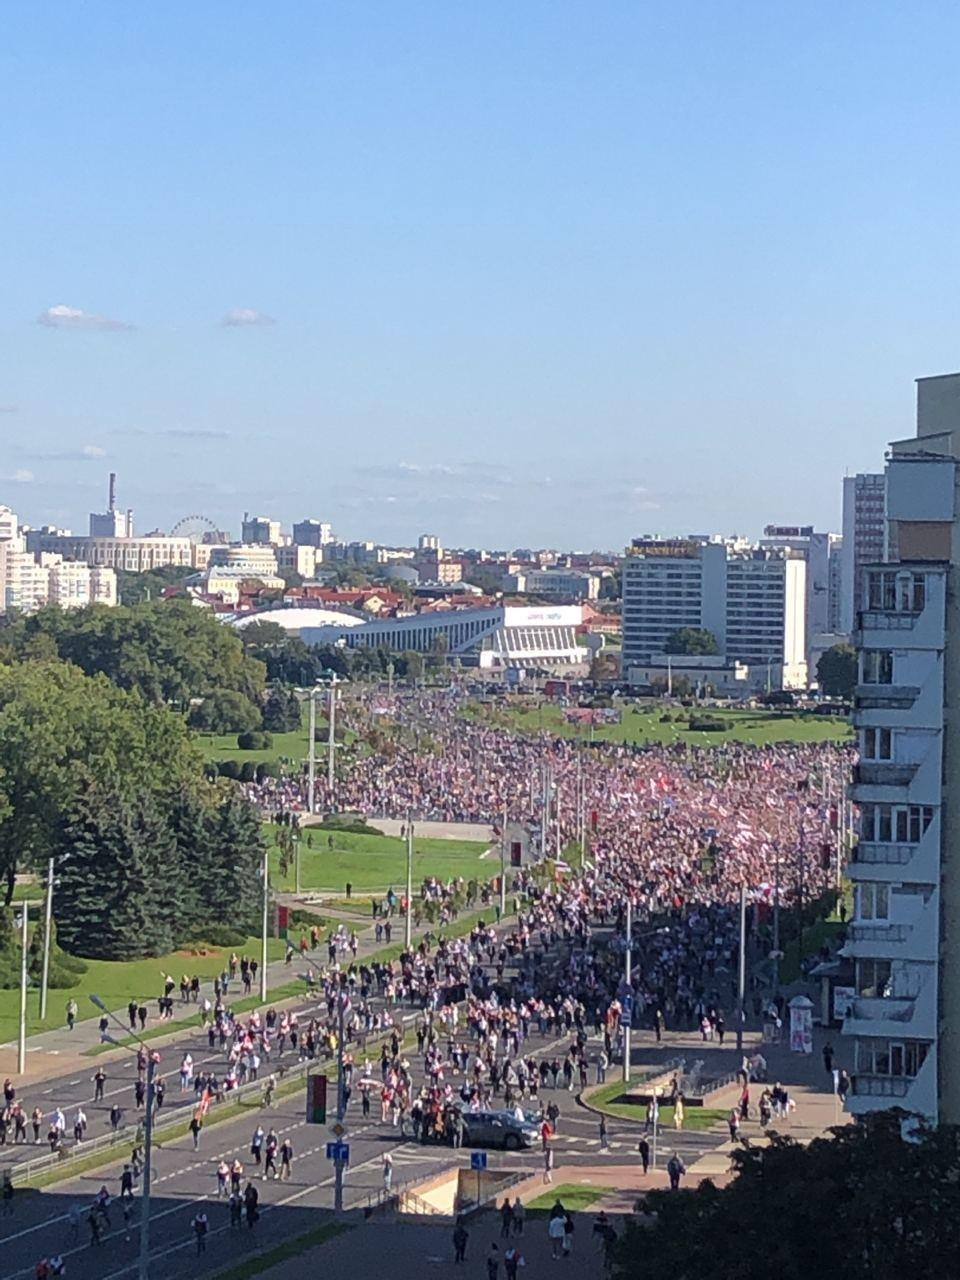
(0, 900, 504, 1084)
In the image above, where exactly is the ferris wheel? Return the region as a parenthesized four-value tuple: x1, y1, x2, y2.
(171, 514, 219, 543)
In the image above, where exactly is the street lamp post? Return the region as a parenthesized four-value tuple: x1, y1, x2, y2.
(16, 903, 28, 1075)
(404, 815, 414, 951)
(499, 803, 507, 921)
(260, 847, 269, 1003)
(307, 688, 317, 815)
(327, 674, 337, 797)
(622, 899, 632, 1085)
(736, 882, 747, 1053)
(40, 856, 55, 1021)
(91, 995, 155, 1280)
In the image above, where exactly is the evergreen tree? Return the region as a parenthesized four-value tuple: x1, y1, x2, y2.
(56, 787, 177, 959)
(169, 787, 215, 939)
(205, 791, 265, 936)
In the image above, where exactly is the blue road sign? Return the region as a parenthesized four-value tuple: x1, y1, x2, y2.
(470, 1151, 488, 1171)
(325, 1141, 350, 1164)
(619, 993, 634, 1029)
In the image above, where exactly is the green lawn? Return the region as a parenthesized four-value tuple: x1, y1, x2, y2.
(466, 700, 852, 748)
(193, 722, 312, 767)
(267, 825, 492, 892)
(0, 935, 287, 1043)
(586, 1081, 727, 1129)
(528, 1183, 608, 1211)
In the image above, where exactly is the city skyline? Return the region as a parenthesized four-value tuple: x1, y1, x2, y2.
(3, 3, 960, 544)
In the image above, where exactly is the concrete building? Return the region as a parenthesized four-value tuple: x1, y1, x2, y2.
(626, 652, 789, 696)
(241, 513, 282, 546)
(503, 567, 601, 601)
(0, 516, 117, 613)
(27, 532, 192, 573)
(207, 544, 279, 576)
(89, 473, 133, 539)
(760, 526, 843, 666)
(292, 519, 334, 548)
(48, 560, 117, 608)
(843, 370, 960, 1127)
(276, 544, 319, 578)
(621, 538, 807, 688)
(298, 604, 585, 671)
(840, 473, 886, 634)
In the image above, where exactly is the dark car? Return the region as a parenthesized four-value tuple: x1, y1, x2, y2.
(460, 1109, 539, 1151)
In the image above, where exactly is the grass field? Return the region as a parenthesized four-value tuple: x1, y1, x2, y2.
(466, 700, 852, 748)
(528, 1183, 607, 1211)
(267, 824, 492, 892)
(0, 935, 287, 1044)
(586, 1081, 727, 1129)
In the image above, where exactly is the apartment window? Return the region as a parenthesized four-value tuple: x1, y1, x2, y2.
(856, 959, 892, 998)
(861, 651, 893, 685)
(860, 804, 932, 844)
(857, 882, 889, 921)
(855, 1039, 928, 1077)
(866, 570, 926, 613)
(861, 727, 892, 760)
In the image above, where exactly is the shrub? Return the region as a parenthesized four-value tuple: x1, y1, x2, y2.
(217, 760, 241, 780)
(689, 716, 730, 732)
(319, 815, 384, 836)
(239, 761, 257, 782)
(237, 731, 273, 751)
(255, 761, 280, 782)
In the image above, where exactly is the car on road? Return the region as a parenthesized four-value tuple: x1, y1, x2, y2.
(459, 1109, 540, 1151)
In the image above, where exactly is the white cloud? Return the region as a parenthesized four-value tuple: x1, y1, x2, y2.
(22, 444, 106, 462)
(0, 404, 17, 414)
(220, 307, 275, 328)
(38, 304, 134, 332)
(1, 469, 34, 483)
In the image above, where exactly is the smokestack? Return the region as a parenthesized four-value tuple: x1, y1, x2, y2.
(108, 472, 116, 512)
(126, 509, 134, 538)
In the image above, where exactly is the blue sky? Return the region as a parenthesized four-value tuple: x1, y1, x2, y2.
(2, 2, 959, 548)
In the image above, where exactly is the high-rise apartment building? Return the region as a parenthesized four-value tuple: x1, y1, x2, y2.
(760, 526, 844, 663)
(840, 473, 886, 634)
(241, 514, 282, 546)
(621, 537, 807, 687)
(292, 519, 334, 548)
(844, 370, 960, 1126)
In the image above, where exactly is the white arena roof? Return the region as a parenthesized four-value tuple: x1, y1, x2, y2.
(229, 607, 365, 632)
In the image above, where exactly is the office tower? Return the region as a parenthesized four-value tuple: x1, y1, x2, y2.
(840, 473, 886, 634)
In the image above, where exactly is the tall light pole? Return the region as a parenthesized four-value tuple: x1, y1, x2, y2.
(40, 855, 54, 1021)
(335, 981, 346, 1213)
(307, 688, 317, 814)
(260, 847, 269, 1003)
(327, 675, 338, 793)
(499, 803, 508, 920)
(404, 815, 414, 951)
(16, 903, 28, 1075)
(622, 899, 632, 1085)
(91, 995, 156, 1280)
(736, 882, 747, 1052)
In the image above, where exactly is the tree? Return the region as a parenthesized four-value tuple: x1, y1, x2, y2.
(664, 627, 720, 656)
(262, 687, 302, 733)
(188, 689, 262, 734)
(56, 786, 179, 959)
(610, 1113, 960, 1280)
(0, 659, 201, 902)
(817, 643, 857, 698)
(203, 790, 266, 936)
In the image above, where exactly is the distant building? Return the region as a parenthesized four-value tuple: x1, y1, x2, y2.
(840, 473, 886, 634)
(504, 567, 600, 601)
(276, 544, 319, 578)
(0, 511, 117, 613)
(241, 513, 282, 546)
(621, 537, 807, 689)
(760, 526, 843, 667)
(207, 544, 279, 576)
(292, 518, 334, 548)
(24, 532, 192, 574)
(89, 473, 133, 538)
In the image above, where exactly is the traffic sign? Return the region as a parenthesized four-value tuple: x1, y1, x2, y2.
(306, 1074, 327, 1124)
(329, 1122, 347, 1138)
(325, 1141, 350, 1164)
(470, 1151, 488, 1171)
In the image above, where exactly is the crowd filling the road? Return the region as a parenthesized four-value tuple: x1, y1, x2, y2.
(12, 687, 852, 1278)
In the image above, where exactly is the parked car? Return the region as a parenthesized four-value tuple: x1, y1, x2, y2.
(460, 1109, 539, 1151)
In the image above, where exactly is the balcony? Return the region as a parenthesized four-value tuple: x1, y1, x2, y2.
(851, 842, 915, 866)
(846, 923, 909, 944)
(852, 762, 918, 787)
(852, 1075, 911, 1099)
(857, 610, 920, 632)
(854, 685, 919, 711)
(848, 996, 915, 1024)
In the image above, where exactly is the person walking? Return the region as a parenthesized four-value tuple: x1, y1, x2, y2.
(637, 1136, 650, 1175)
(192, 1211, 208, 1255)
(382, 1152, 394, 1193)
(542, 1144, 554, 1184)
(453, 1219, 469, 1263)
(548, 1210, 565, 1259)
(674, 1096, 684, 1131)
(279, 1137, 294, 1180)
(92, 1070, 106, 1103)
(504, 1244, 525, 1279)
(486, 1244, 499, 1280)
(512, 1197, 524, 1235)
(499, 1198, 513, 1239)
(65, 999, 78, 1031)
(667, 1152, 686, 1190)
(189, 1114, 202, 1152)
(599, 1113, 609, 1150)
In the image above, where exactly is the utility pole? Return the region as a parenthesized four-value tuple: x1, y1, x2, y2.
(40, 855, 54, 1020)
(540, 762, 550, 862)
(736, 882, 747, 1052)
(307, 688, 317, 814)
(622, 899, 632, 1084)
(260, 848, 269, 1003)
(334, 985, 346, 1213)
(773, 840, 781, 998)
(499, 802, 507, 919)
(140, 1054, 156, 1280)
(404, 815, 414, 951)
(17, 903, 28, 1075)
(327, 675, 337, 796)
